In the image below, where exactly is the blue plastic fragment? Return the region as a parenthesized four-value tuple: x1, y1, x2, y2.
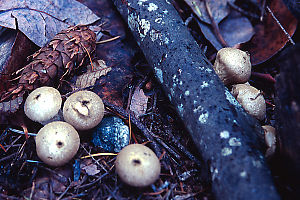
(92, 116, 130, 152)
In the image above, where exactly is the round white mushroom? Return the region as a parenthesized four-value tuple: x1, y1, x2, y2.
(63, 90, 104, 130)
(262, 125, 276, 157)
(24, 86, 62, 125)
(231, 84, 266, 120)
(213, 48, 251, 86)
(115, 144, 161, 187)
(35, 121, 80, 167)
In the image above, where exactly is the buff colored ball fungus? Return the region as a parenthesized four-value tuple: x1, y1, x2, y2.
(24, 86, 62, 125)
(63, 90, 104, 130)
(35, 121, 80, 167)
(262, 125, 276, 157)
(231, 84, 266, 120)
(115, 144, 161, 187)
(213, 48, 251, 86)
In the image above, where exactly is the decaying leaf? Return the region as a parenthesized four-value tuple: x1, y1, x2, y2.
(198, 11, 254, 50)
(0, 0, 100, 47)
(130, 88, 149, 117)
(240, 0, 297, 65)
(81, 163, 100, 176)
(0, 96, 22, 113)
(76, 60, 111, 89)
(0, 29, 38, 94)
(0, 25, 96, 113)
(184, 0, 235, 24)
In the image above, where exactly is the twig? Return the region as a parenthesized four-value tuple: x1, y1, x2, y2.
(57, 182, 73, 200)
(251, 72, 276, 84)
(80, 144, 108, 172)
(204, 0, 228, 47)
(228, 2, 260, 19)
(8, 128, 37, 136)
(0, 152, 17, 162)
(96, 35, 121, 44)
(76, 172, 109, 190)
(260, 0, 267, 21)
(266, 6, 295, 45)
(103, 100, 161, 157)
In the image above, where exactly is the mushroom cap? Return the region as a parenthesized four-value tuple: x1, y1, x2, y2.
(115, 144, 161, 187)
(262, 125, 276, 157)
(213, 48, 251, 85)
(24, 86, 62, 123)
(262, 125, 276, 148)
(63, 90, 104, 130)
(36, 121, 80, 167)
(231, 84, 266, 120)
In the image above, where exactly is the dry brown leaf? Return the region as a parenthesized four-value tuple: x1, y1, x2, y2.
(130, 88, 149, 117)
(76, 60, 111, 88)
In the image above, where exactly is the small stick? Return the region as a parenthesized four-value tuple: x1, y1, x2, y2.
(205, 0, 228, 47)
(103, 100, 161, 157)
(96, 35, 121, 44)
(266, 6, 295, 45)
(260, 0, 267, 21)
(228, 2, 260, 19)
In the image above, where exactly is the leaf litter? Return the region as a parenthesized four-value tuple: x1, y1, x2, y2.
(75, 59, 111, 89)
(3, 0, 298, 199)
(0, 0, 100, 47)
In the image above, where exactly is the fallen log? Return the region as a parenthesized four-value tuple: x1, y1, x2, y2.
(112, 0, 280, 199)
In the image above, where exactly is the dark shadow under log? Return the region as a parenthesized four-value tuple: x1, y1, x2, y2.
(275, 44, 300, 197)
(112, 0, 280, 199)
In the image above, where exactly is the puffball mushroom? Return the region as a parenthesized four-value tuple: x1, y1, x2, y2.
(231, 84, 266, 120)
(36, 121, 80, 167)
(262, 125, 276, 157)
(213, 48, 251, 86)
(115, 144, 161, 187)
(24, 86, 62, 125)
(63, 90, 104, 130)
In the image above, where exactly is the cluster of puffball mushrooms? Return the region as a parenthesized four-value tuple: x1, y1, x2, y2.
(213, 48, 276, 157)
(24, 87, 161, 187)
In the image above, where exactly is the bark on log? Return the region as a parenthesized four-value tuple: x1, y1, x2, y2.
(112, 0, 280, 199)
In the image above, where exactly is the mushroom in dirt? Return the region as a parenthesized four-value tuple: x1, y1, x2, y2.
(262, 125, 276, 157)
(24, 86, 62, 125)
(63, 90, 104, 130)
(115, 144, 161, 187)
(231, 84, 266, 120)
(35, 121, 80, 167)
(213, 47, 251, 86)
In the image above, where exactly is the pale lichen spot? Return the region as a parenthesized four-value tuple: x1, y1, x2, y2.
(220, 130, 230, 139)
(240, 171, 247, 178)
(229, 137, 241, 146)
(179, 81, 183, 85)
(148, 3, 158, 12)
(252, 160, 262, 168)
(170, 88, 175, 96)
(185, 91, 190, 96)
(177, 104, 184, 113)
(221, 147, 232, 156)
(178, 68, 182, 74)
(225, 90, 242, 109)
(198, 112, 209, 123)
(154, 67, 163, 83)
(155, 18, 163, 23)
(193, 105, 203, 113)
(200, 81, 209, 89)
(138, 18, 151, 39)
(138, 0, 148, 6)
